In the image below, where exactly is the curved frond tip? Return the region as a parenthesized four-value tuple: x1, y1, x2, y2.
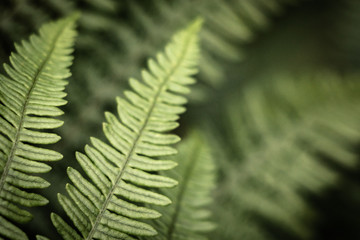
(0, 14, 78, 240)
(52, 18, 202, 239)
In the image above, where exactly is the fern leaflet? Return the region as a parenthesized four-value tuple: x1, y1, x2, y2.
(52, 19, 202, 239)
(0, 14, 78, 240)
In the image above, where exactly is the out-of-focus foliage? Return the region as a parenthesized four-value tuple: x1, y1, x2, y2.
(148, 130, 216, 240)
(0, 0, 360, 239)
(207, 73, 360, 239)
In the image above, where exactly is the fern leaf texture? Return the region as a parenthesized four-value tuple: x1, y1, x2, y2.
(0, 14, 78, 240)
(52, 19, 202, 240)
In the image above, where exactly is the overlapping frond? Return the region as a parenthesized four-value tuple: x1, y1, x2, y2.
(52, 19, 202, 239)
(147, 130, 216, 240)
(0, 14, 78, 240)
(210, 72, 360, 239)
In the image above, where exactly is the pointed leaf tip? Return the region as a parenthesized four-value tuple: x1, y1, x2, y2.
(188, 17, 204, 33)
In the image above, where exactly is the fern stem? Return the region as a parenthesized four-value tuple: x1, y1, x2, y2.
(0, 21, 68, 195)
(85, 27, 194, 240)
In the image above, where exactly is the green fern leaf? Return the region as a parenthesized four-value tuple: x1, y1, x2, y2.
(52, 19, 202, 239)
(0, 14, 78, 240)
(147, 130, 216, 240)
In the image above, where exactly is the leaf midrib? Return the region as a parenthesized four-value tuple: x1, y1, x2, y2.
(86, 31, 195, 239)
(0, 22, 68, 194)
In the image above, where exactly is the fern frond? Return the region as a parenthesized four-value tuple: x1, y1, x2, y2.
(52, 19, 202, 239)
(0, 14, 78, 240)
(210, 72, 360, 239)
(147, 130, 216, 240)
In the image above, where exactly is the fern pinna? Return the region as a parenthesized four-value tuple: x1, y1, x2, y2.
(0, 15, 78, 240)
(51, 19, 202, 239)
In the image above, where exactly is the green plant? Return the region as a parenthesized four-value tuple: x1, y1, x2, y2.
(0, 13, 218, 240)
(51, 18, 204, 240)
(1, 1, 360, 240)
(0, 14, 78, 240)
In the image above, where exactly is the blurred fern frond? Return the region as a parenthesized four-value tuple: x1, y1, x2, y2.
(209, 72, 360, 239)
(147, 130, 216, 240)
(0, 14, 78, 240)
(51, 19, 202, 240)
